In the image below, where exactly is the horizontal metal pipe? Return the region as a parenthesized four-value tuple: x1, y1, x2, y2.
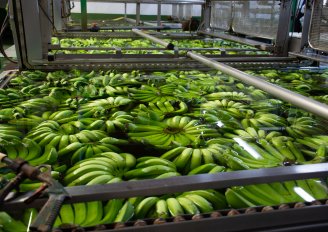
(1, 163, 328, 211)
(143, 21, 158, 27)
(198, 31, 273, 51)
(187, 51, 328, 119)
(125, 17, 139, 25)
(132, 28, 175, 50)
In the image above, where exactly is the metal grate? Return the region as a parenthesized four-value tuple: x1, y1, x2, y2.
(210, 1, 232, 30)
(232, 0, 280, 40)
(309, 0, 328, 52)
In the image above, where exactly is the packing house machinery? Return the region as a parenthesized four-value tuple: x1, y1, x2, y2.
(0, 0, 328, 231)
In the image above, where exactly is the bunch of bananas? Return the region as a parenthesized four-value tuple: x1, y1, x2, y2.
(0, 138, 58, 165)
(249, 99, 284, 112)
(187, 163, 226, 175)
(129, 84, 177, 103)
(296, 135, 328, 159)
(226, 179, 328, 208)
(286, 117, 327, 138)
(225, 127, 282, 142)
(64, 152, 136, 186)
(0, 108, 15, 122)
(0, 124, 23, 145)
(88, 111, 134, 134)
(128, 114, 220, 149)
(205, 91, 251, 101)
(241, 112, 287, 129)
(189, 109, 242, 132)
(27, 120, 106, 148)
(134, 101, 188, 120)
(13, 96, 60, 116)
(161, 139, 231, 173)
(53, 199, 134, 227)
(200, 99, 248, 119)
(77, 97, 132, 118)
(221, 136, 308, 170)
(133, 189, 227, 219)
(124, 156, 180, 180)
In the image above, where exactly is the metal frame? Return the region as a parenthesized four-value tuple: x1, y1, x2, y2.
(2, 164, 328, 231)
(187, 51, 328, 119)
(2, 163, 328, 211)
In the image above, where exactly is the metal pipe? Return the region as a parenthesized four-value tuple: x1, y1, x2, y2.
(80, 0, 88, 31)
(136, 2, 141, 25)
(143, 21, 157, 27)
(1, 163, 328, 211)
(132, 28, 175, 50)
(125, 17, 138, 25)
(187, 51, 328, 119)
(198, 30, 273, 51)
(157, 2, 161, 27)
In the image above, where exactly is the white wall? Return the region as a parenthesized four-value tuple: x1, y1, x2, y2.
(71, 1, 201, 16)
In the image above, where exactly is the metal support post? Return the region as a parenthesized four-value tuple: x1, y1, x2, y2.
(157, 2, 162, 26)
(275, 0, 293, 56)
(203, 0, 211, 30)
(132, 29, 175, 49)
(124, 2, 127, 19)
(81, 0, 87, 31)
(187, 51, 328, 119)
(300, 0, 312, 49)
(136, 2, 141, 25)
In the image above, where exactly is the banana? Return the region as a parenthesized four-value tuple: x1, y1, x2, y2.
(48, 135, 62, 148)
(155, 172, 181, 179)
(64, 164, 112, 184)
(209, 165, 226, 173)
(189, 148, 202, 171)
(0, 212, 27, 231)
(58, 142, 83, 157)
(271, 137, 295, 160)
(186, 190, 227, 209)
(70, 146, 88, 164)
(58, 135, 69, 150)
(201, 148, 215, 164)
(100, 152, 125, 168)
(87, 174, 114, 185)
(135, 197, 159, 219)
(124, 165, 174, 180)
(160, 146, 186, 160)
(67, 170, 110, 186)
(114, 201, 134, 222)
(166, 198, 184, 216)
(81, 201, 103, 227)
(136, 157, 176, 170)
(59, 204, 75, 224)
(16, 143, 29, 159)
(184, 194, 213, 213)
(73, 203, 87, 226)
(2, 145, 18, 159)
(155, 199, 169, 218)
(286, 140, 305, 162)
(23, 138, 42, 161)
(177, 197, 200, 215)
(174, 147, 193, 170)
(306, 179, 328, 200)
(120, 153, 136, 169)
(225, 188, 255, 208)
(188, 163, 218, 175)
(101, 199, 124, 224)
(29, 145, 58, 166)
